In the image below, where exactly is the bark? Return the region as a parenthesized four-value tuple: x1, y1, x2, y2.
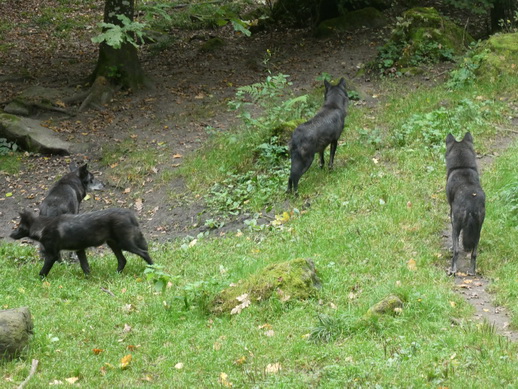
(90, 0, 148, 90)
(0, 307, 34, 359)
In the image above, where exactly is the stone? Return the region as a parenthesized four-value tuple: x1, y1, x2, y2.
(0, 113, 71, 155)
(0, 307, 34, 359)
(211, 258, 321, 315)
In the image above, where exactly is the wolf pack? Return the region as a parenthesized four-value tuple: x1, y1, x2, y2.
(9, 78, 485, 278)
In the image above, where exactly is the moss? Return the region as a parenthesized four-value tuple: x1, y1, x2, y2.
(200, 37, 225, 52)
(478, 32, 518, 78)
(315, 7, 387, 38)
(375, 7, 473, 70)
(211, 258, 321, 315)
(364, 294, 403, 318)
(0, 113, 21, 123)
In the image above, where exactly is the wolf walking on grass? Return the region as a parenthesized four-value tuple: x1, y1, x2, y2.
(10, 208, 153, 278)
(287, 78, 349, 194)
(445, 132, 486, 276)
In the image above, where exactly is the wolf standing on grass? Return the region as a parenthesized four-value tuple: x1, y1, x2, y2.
(445, 132, 486, 276)
(287, 78, 349, 194)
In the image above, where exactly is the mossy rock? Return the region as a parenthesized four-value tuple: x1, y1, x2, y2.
(200, 37, 225, 52)
(477, 32, 518, 78)
(363, 294, 403, 318)
(210, 258, 321, 315)
(376, 7, 474, 69)
(316, 7, 387, 38)
(271, 119, 305, 144)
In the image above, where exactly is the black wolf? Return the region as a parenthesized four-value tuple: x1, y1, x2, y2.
(287, 78, 349, 194)
(10, 208, 153, 277)
(39, 163, 103, 217)
(445, 132, 486, 275)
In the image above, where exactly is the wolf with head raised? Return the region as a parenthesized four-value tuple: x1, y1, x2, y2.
(287, 78, 349, 194)
(445, 132, 486, 276)
(39, 163, 103, 217)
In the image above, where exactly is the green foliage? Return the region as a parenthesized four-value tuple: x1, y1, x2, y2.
(91, 15, 148, 49)
(392, 98, 503, 150)
(0, 138, 18, 155)
(498, 180, 518, 227)
(447, 44, 490, 88)
(498, 10, 518, 32)
(201, 73, 315, 215)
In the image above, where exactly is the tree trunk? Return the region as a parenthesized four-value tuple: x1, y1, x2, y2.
(0, 307, 34, 359)
(90, 0, 148, 90)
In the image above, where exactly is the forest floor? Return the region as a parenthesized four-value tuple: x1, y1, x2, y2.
(1, 0, 517, 341)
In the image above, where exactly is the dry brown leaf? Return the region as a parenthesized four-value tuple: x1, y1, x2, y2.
(173, 153, 183, 159)
(65, 377, 79, 384)
(92, 348, 104, 355)
(135, 198, 143, 212)
(123, 187, 131, 194)
(219, 372, 232, 387)
(407, 258, 417, 271)
(120, 354, 132, 369)
(234, 356, 246, 365)
(265, 362, 282, 374)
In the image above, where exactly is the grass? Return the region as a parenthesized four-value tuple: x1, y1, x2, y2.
(1, 46, 518, 387)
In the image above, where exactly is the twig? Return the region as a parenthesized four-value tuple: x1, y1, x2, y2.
(100, 287, 115, 297)
(496, 126, 518, 134)
(18, 359, 39, 389)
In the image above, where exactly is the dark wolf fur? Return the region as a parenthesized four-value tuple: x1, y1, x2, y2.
(39, 163, 103, 217)
(287, 78, 349, 194)
(445, 132, 486, 275)
(10, 208, 153, 277)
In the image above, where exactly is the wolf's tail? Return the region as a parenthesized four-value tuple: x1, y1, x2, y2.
(462, 212, 482, 251)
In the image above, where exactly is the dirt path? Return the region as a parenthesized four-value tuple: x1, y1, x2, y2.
(443, 128, 518, 342)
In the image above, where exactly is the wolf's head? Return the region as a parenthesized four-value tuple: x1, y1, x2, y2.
(445, 132, 478, 171)
(10, 210, 37, 240)
(75, 164, 104, 191)
(323, 78, 349, 111)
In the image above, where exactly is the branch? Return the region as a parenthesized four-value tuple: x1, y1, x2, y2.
(18, 359, 39, 389)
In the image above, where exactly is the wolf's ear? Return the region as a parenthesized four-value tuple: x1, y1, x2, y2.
(324, 79, 331, 90)
(19, 209, 35, 222)
(78, 164, 88, 178)
(463, 132, 473, 143)
(338, 77, 346, 89)
(69, 161, 78, 172)
(445, 133, 456, 144)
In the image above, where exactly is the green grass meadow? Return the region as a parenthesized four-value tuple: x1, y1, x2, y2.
(2, 57, 518, 388)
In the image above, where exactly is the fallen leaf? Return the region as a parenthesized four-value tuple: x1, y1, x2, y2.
(265, 362, 282, 374)
(173, 153, 183, 159)
(123, 324, 132, 333)
(231, 294, 251, 315)
(264, 330, 275, 337)
(219, 372, 232, 387)
(120, 354, 132, 369)
(449, 301, 456, 308)
(65, 377, 79, 384)
(234, 356, 246, 365)
(175, 362, 184, 369)
(135, 198, 143, 212)
(5, 192, 12, 197)
(123, 188, 131, 194)
(49, 380, 64, 385)
(92, 348, 104, 355)
(258, 323, 272, 330)
(407, 258, 417, 271)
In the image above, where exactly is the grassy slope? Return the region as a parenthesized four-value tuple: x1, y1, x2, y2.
(2, 69, 518, 388)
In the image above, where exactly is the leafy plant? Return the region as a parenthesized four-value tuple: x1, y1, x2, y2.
(447, 45, 489, 89)
(0, 138, 18, 155)
(92, 14, 148, 49)
(498, 181, 518, 227)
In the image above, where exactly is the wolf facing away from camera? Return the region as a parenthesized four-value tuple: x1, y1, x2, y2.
(445, 132, 486, 276)
(287, 78, 349, 194)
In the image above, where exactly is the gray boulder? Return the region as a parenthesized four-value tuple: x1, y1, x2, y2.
(0, 113, 71, 155)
